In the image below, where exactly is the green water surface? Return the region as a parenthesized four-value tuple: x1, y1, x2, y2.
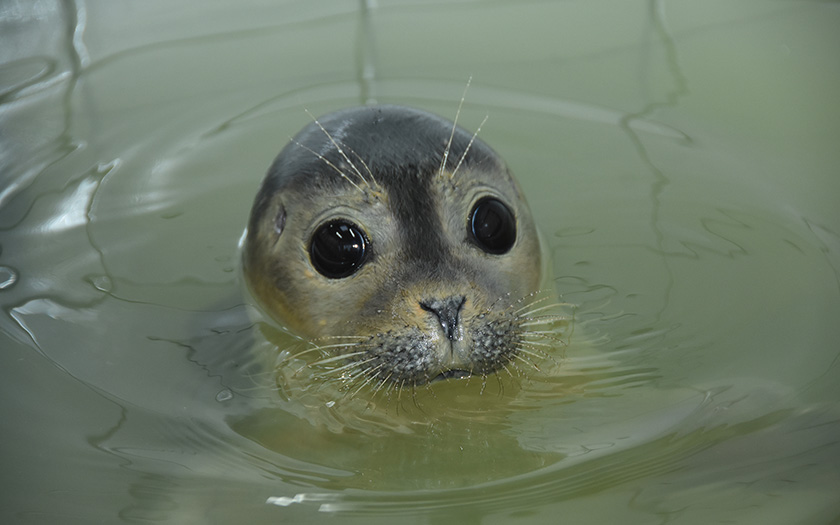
(1, 1, 839, 523)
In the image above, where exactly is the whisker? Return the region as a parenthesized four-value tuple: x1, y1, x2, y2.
(289, 361, 312, 377)
(529, 304, 574, 316)
(396, 379, 407, 405)
(290, 138, 366, 194)
(519, 315, 571, 327)
(495, 368, 508, 396)
(523, 340, 566, 353)
(346, 145, 379, 189)
(366, 372, 395, 401)
(516, 339, 556, 349)
(311, 335, 371, 341)
(464, 372, 475, 388)
(372, 374, 393, 397)
(512, 353, 542, 372)
(350, 363, 387, 397)
(450, 114, 488, 181)
(517, 338, 559, 352)
(303, 341, 364, 352)
(521, 329, 565, 336)
(307, 350, 369, 367)
(237, 368, 278, 392)
(304, 109, 370, 189)
(516, 302, 569, 319)
(242, 365, 280, 380)
(515, 338, 553, 353)
(484, 291, 514, 315)
(422, 378, 436, 400)
(500, 362, 517, 378)
(521, 329, 568, 340)
(439, 76, 472, 178)
(511, 295, 552, 315)
(286, 349, 323, 362)
(274, 345, 327, 366)
(515, 346, 550, 362)
(317, 358, 379, 380)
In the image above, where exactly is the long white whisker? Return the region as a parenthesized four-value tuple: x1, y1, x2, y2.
(450, 114, 488, 181)
(519, 303, 572, 318)
(290, 138, 366, 194)
(516, 339, 556, 349)
(346, 145, 378, 189)
(308, 350, 369, 367)
(312, 335, 370, 340)
(521, 329, 564, 336)
(478, 373, 488, 395)
(513, 296, 560, 315)
(305, 109, 370, 189)
(512, 353, 541, 371)
(277, 345, 331, 363)
(317, 356, 378, 375)
(351, 367, 385, 397)
(372, 374, 393, 397)
(514, 345, 550, 359)
(520, 316, 570, 327)
(304, 341, 364, 352)
(439, 76, 472, 178)
(511, 295, 551, 315)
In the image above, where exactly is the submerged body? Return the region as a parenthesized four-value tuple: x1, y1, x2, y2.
(244, 105, 552, 388)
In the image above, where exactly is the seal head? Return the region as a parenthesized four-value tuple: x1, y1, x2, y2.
(244, 105, 543, 387)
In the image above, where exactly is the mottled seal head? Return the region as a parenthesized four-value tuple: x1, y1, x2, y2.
(244, 105, 548, 388)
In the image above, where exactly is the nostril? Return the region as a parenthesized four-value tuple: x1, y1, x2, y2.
(419, 296, 466, 341)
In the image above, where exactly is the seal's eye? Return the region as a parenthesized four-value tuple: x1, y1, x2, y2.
(469, 197, 516, 254)
(309, 220, 369, 278)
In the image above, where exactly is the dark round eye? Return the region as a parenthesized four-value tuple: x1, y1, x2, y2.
(309, 220, 369, 278)
(468, 197, 516, 254)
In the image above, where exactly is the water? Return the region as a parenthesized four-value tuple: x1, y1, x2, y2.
(1, 1, 839, 523)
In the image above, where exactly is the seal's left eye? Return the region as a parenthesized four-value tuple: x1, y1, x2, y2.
(309, 220, 368, 278)
(469, 197, 516, 254)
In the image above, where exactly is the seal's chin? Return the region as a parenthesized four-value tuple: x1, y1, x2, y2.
(432, 369, 472, 382)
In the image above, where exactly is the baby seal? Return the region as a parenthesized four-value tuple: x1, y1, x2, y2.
(244, 105, 550, 389)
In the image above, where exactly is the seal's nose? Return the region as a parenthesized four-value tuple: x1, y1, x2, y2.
(419, 296, 466, 341)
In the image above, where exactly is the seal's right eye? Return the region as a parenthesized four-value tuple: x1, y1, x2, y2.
(309, 220, 369, 278)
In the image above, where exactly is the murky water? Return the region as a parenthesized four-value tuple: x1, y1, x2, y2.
(2, 1, 839, 523)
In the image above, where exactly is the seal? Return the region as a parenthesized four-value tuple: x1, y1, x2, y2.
(244, 105, 557, 390)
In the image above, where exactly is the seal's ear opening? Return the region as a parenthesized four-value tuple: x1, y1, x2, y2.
(309, 220, 370, 279)
(468, 197, 517, 254)
(273, 205, 286, 236)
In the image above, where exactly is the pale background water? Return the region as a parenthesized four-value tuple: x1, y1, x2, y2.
(1, 1, 839, 523)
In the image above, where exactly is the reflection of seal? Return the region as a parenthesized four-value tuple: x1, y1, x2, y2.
(244, 105, 555, 388)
